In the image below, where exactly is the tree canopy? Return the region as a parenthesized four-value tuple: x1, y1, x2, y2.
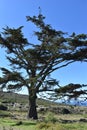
(0, 14, 87, 119)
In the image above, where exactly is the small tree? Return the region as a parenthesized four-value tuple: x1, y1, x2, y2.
(0, 14, 87, 119)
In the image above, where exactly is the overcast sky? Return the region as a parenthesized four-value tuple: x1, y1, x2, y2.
(0, 0, 87, 94)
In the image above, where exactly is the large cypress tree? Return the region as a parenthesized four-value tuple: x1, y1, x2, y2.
(0, 14, 87, 119)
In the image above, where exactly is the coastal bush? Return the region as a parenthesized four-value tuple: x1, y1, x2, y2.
(0, 104, 7, 111)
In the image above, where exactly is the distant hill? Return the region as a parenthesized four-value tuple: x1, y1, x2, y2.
(0, 91, 87, 107)
(1, 91, 87, 115)
(0, 91, 58, 107)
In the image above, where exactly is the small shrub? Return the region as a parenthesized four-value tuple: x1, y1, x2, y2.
(0, 104, 8, 111)
(37, 122, 66, 130)
(36, 122, 52, 129)
(61, 108, 70, 114)
(15, 121, 23, 126)
(44, 112, 57, 123)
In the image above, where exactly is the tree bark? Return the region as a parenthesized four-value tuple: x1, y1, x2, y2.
(27, 93, 38, 120)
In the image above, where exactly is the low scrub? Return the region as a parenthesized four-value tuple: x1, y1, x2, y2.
(36, 122, 66, 130)
(44, 112, 58, 123)
(0, 110, 11, 117)
(0, 104, 8, 111)
(61, 108, 71, 114)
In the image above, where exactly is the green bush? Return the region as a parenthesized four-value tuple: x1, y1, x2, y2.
(0, 104, 8, 111)
(36, 122, 66, 130)
(44, 112, 57, 123)
(36, 122, 52, 129)
(15, 121, 23, 126)
(61, 108, 70, 114)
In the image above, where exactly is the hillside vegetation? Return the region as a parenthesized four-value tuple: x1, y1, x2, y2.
(0, 91, 87, 130)
(0, 91, 57, 106)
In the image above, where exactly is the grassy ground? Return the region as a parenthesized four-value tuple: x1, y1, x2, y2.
(0, 92, 87, 130)
(0, 118, 36, 130)
(0, 118, 87, 130)
(0, 111, 87, 130)
(36, 122, 87, 130)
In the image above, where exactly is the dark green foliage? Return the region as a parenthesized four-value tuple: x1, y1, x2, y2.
(15, 121, 23, 126)
(55, 83, 87, 99)
(0, 104, 8, 111)
(61, 108, 71, 114)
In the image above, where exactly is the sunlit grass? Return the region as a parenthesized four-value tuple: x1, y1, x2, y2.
(36, 122, 87, 130)
(0, 118, 37, 130)
(0, 111, 87, 130)
(0, 118, 87, 130)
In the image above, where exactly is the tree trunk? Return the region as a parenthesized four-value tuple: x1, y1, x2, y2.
(27, 93, 38, 120)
